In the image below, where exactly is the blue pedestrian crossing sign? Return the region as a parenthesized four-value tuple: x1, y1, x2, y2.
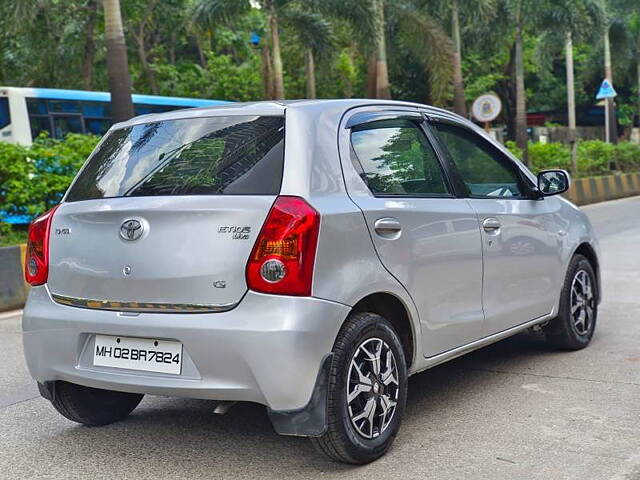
(596, 79, 617, 99)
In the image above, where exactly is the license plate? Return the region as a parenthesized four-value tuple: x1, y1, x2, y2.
(93, 335, 183, 375)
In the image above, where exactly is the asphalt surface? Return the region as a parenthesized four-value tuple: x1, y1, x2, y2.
(1, 196, 639, 479)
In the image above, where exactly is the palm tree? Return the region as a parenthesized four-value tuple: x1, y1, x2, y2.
(281, 8, 334, 99)
(195, 0, 287, 99)
(434, 0, 497, 116)
(537, 0, 604, 173)
(358, 0, 454, 102)
(511, 1, 528, 164)
(632, 13, 640, 130)
(103, 0, 134, 122)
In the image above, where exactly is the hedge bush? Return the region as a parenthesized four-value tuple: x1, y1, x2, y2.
(0, 133, 99, 218)
(506, 140, 640, 178)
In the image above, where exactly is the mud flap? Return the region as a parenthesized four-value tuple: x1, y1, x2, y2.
(267, 353, 333, 437)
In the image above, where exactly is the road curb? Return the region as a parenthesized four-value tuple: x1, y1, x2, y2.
(565, 172, 640, 205)
(0, 245, 28, 312)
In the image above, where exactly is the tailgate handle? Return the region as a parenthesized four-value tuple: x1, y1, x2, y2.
(374, 217, 402, 237)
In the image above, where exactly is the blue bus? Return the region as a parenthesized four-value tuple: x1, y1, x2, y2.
(0, 87, 228, 145)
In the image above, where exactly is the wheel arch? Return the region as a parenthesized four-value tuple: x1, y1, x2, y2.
(347, 292, 416, 369)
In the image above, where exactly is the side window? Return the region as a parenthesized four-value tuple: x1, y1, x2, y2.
(350, 119, 449, 196)
(433, 123, 525, 198)
(0, 97, 10, 129)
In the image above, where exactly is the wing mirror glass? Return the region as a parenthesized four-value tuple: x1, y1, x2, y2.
(537, 169, 570, 196)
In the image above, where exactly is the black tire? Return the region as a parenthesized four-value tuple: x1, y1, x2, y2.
(544, 254, 598, 350)
(45, 381, 143, 426)
(311, 312, 408, 464)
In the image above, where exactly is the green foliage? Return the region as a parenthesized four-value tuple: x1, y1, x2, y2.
(575, 140, 614, 176)
(507, 140, 640, 177)
(0, 222, 27, 247)
(529, 142, 572, 171)
(0, 134, 99, 218)
(612, 141, 640, 172)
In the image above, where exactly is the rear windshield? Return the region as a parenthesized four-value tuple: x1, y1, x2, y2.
(65, 115, 285, 201)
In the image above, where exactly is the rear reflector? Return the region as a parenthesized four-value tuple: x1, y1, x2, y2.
(246, 196, 320, 296)
(25, 205, 59, 286)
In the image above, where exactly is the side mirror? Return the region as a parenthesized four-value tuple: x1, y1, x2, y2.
(537, 169, 571, 196)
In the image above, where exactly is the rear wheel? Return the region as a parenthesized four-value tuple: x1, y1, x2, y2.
(44, 381, 143, 426)
(311, 312, 408, 464)
(545, 254, 597, 350)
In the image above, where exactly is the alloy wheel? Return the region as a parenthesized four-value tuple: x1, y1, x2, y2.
(346, 337, 399, 439)
(570, 269, 595, 336)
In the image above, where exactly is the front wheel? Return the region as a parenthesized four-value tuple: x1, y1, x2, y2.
(544, 254, 598, 350)
(311, 312, 408, 464)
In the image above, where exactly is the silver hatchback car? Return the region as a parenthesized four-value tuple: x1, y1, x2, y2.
(23, 100, 600, 464)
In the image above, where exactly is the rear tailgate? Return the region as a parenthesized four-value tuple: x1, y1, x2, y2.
(48, 196, 273, 309)
(47, 114, 285, 311)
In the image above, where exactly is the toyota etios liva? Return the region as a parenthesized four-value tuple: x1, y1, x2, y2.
(23, 100, 600, 464)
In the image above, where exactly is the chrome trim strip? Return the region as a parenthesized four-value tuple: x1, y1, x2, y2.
(50, 293, 237, 314)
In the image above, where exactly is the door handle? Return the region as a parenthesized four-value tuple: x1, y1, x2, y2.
(374, 217, 402, 237)
(482, 217, 501, 232)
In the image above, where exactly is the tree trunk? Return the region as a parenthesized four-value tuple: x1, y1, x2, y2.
(499, 43, 517, 142)
(82, 0, 98, 90)
(103, 0, 134, 122)
(261, 44, 275, 99)
(565, 31, 577, 175)
(603, 24, 618, 145)
(267, 3, 285, 100)
(169, 31, 176, 65)
(366, 55, 377, 98)
(305, 48, 316, 99)
(194, 33, 207, 68)
(138, 41, 159, 94)
(514, 21, 528, 165)
(451, 0, 466, 117)
(637, 49, 640, 130)
(374, 0, 391, 99)
(136, 35, 159, 94)
(133, 1, 159, 95)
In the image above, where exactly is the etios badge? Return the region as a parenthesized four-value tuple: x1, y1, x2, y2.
(120, 219, 143, 241)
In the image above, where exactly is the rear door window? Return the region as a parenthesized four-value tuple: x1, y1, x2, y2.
(350, 119, 450, 196)
(65, 116, 285, 201)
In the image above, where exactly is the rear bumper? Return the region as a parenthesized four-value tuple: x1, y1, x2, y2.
(22, 286, 348, 412)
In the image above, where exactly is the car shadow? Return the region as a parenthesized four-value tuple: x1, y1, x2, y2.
(44, 332, 557, 475)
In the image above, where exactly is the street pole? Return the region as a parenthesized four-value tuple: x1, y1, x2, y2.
(566, 32, 578, 175)
(603, 25, 618, 145)
(605, 99, 610, 143)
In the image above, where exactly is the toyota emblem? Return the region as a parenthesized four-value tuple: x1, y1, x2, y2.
(120, 219, 144, 241)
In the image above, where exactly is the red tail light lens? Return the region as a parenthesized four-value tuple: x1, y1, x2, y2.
(25, 205, 59, 286)
(246, 196, 320, 296)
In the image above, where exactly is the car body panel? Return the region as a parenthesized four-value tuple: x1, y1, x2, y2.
(467, 196, 566, 336)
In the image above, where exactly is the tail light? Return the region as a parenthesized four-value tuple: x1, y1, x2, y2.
(25, 205, 59, 286)
(246, 196, 320, 296)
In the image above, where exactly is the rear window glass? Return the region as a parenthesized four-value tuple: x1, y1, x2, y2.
(65, 116, 285, 201)
(0, 98, 10, 129)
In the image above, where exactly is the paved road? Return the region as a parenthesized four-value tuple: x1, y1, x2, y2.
(1, 197, 639, 479)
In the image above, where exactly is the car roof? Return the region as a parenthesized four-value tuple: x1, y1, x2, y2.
(111, 99, 465, 129)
